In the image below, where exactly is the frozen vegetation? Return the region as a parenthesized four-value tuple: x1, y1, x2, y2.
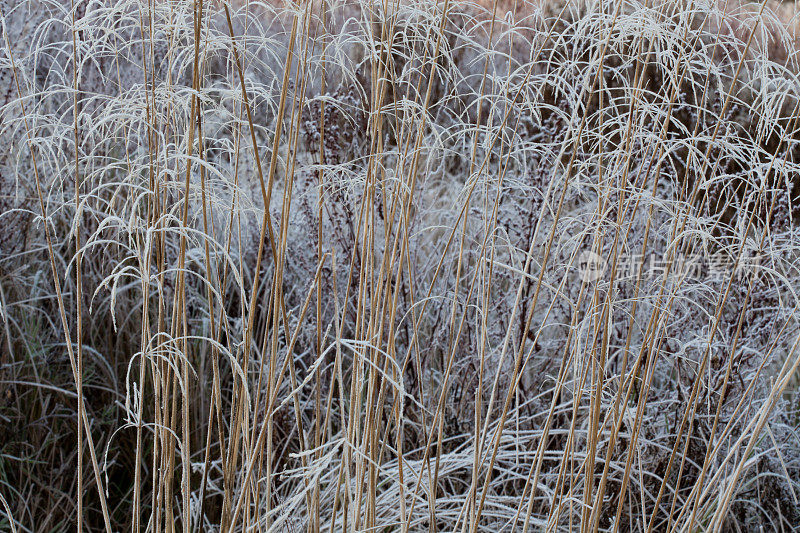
(1, 0, 800, 531)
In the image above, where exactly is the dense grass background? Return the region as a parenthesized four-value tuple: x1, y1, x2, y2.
(2, 0, 800, 531)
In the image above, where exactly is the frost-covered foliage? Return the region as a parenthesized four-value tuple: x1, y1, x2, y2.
(2, 0, 800, 531)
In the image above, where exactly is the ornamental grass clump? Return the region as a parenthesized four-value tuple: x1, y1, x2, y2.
(1, 0, 800, 531)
